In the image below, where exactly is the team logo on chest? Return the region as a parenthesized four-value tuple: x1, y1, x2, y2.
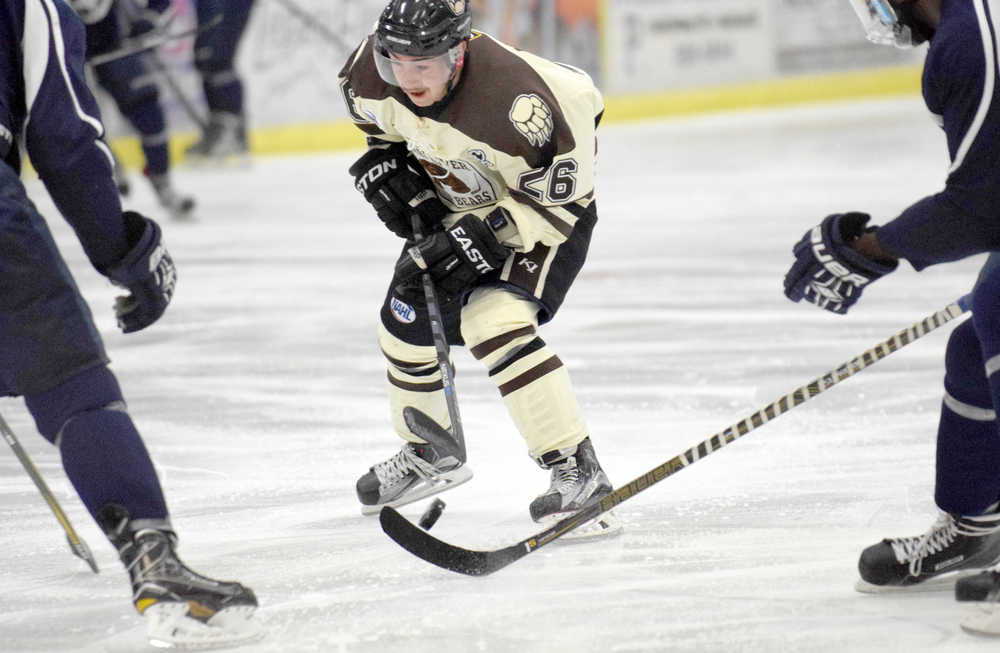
(416, 155, 501, 209)
(509, 94, 554, 147)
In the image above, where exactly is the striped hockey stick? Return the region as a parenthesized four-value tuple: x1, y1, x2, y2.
(1, 414, 99, 573)
(381, 294, 971, 575)
(407, 214, 466, 459)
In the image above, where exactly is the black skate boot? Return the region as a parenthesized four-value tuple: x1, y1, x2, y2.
(185, 112, 249, 163)
(147, 171, 195, 220)
(856, 509, 1000, 592)
(98, 504, 261, 648)
(111, 150, 130, 197)
(957, 567, 1000, 636)
(356, 440, 472, 515)
(530, 438, 621, 540)
(957, 567, 1000, 602)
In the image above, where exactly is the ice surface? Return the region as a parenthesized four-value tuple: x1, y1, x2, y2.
(0, 97, 992, 652)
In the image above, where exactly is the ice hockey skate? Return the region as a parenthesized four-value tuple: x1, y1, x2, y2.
(111, 150, 130, 197)
(99, 505, 262, 649)
(185, 112, 250, 165)
(957, 566, 1000, 636)
(147, 172, 196, 220)
(855, 509, 1000, 592)
(530, 438, 622, 541)
(356, 437, 472, 515)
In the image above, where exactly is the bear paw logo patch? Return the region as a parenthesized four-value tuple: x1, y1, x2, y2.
(509, 94, 553, 147)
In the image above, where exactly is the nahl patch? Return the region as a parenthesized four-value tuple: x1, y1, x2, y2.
(390, 296, 416, 324)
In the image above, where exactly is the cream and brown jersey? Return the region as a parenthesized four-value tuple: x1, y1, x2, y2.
(338, 31, 603, 252)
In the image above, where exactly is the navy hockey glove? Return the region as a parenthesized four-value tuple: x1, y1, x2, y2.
(101, 211, 177, 333)
(784, 212, 897, 314)
(395, 212, 512, 301)
(349, 144, 448, 239)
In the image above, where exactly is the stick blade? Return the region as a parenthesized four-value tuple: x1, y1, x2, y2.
(402, 407, 466, 463)
(379, 506, 525, 576)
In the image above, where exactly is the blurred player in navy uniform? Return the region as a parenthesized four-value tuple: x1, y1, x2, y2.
(1, 0, 258, 646)
(69, 0, 195, 219)
(185, 0, 255, 161)
(783, 0, 1000, 636)
(339, 0, 619, 538)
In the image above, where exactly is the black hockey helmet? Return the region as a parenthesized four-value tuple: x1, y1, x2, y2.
(374, 0, 472, 58)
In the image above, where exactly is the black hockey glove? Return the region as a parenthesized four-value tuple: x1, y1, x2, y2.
(395, 212, 512, 301)
(784, 212, 897, 314)
(349, 144, 448, 239)
(100, 211, 177, 333)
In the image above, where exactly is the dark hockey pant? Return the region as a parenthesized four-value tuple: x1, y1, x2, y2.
(936, 253, 1000, 514)
(0, 163, 169, 526)
(86, 11, 170, 176)
(193, 0, 256, 116)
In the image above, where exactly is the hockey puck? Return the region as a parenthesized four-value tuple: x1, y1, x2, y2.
(418, 498, 446, 530)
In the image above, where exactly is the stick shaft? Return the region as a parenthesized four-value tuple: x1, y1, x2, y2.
(87, 14, 223, 67)
(411, 216, 466, 453)
(269, 0, 354, 51)
(381, 295, 973, 576)
(545, 295, 972, 547)
(0, 414, 99, 572)
(144, 52, 208, 130)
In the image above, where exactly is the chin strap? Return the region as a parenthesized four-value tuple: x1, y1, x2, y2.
(442, 44, 467, 98)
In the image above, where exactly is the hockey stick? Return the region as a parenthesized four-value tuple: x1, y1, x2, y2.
(380, 294, 972, 576)
(268, 0, 355, 52)
(0, 414, 99, 573)
(87, 13, 223, 67)
(407, 214, 467, 460)
(144, 52, 209, 130)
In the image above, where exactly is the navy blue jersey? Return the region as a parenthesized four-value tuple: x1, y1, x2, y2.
(0, 0, 128, 269)
(877, 0, 1000, 270)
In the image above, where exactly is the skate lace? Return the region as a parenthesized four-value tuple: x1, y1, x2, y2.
(551, 456, 581, 494)
(373, 446, 438, 487)
(125, 533, 166, 569)
(892, 512, 960, 577)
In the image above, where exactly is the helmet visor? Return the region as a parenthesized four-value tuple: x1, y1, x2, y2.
(374, 47, 460, 90)
(846, 0, 914, 47)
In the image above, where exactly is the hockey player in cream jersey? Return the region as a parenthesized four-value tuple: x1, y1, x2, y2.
(340, 0, 618, 535)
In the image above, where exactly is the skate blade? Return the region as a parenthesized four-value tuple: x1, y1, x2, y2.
(145, 602, 264, 650)
(537, 509, 624, 543)
(961, 603, 1000, 637)
(854, 569, 977, 594)
(360, 466, 473, 515)
(166, 203, 197, 222)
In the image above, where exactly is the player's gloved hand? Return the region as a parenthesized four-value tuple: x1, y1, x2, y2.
(349, 144, 448, 239)
(395, 212, 512, 301)
(783, 212, 897, 314)
(100, 211, 177, 333)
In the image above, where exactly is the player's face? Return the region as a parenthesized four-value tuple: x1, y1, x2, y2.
(385, 52, 455, 106)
